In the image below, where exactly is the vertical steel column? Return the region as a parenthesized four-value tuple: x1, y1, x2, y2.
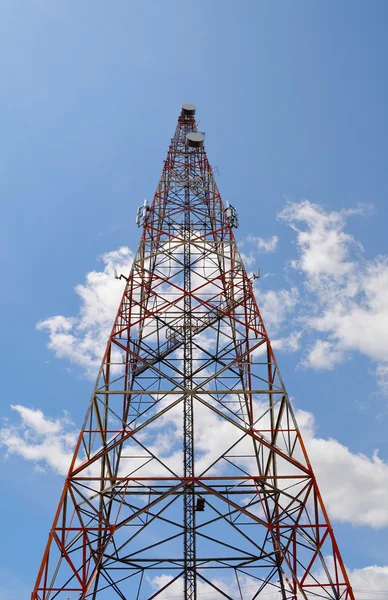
(183, 141, 196, 600)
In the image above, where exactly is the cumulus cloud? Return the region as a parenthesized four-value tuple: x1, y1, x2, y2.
(149, 574, 236, 599)
(302, 339, 346, 370)
(241, 199, 388, 387)
(257, 286, 299, 333)
(271, 331, 302, 353)
(298, 408, 388, 528)
(311, 556, 388, 597)
(277, 200, 388, 387)
(37, 246, 133, 378)
(278, 201, 363, 282)
(149, 564, 388, 598)
(253, 285, 301, 353)
(246, 234, 279, 253)
(349, 563, 388, 595)
(148, 573, 281, 599)
(0, 405, 77, 475)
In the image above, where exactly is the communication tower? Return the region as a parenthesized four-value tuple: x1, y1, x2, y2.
(32, 104, 354, 599)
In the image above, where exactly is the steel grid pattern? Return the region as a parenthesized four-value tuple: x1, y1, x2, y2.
(31, 107, 355, 600)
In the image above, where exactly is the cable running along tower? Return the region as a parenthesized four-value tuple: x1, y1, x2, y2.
(32, 105, 354, 599)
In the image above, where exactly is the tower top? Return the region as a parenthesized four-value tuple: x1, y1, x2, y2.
(181, 103, 196, 115)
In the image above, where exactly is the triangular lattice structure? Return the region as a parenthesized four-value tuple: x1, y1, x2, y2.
(32, 104, 354, 599)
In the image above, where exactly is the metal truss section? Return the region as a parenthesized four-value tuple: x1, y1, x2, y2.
(31, 106, 355, 599)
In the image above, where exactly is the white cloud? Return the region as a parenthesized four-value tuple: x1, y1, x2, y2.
(271, 331, 302, 353)
(246, 234, 279, 253)
(148, 573, 280, 599)
(311, 555, 388, 597)
(0, 405, 77, 475)
(302, 339, 345, 370)
(256, 286, 299, 334)
(148, 564, 388, 598)
(37, 246, 133, 378)
(309, 257, 388, 364)
(149, 574, 233, 599)
(298, 408, 388, 528)
(278, 201, 361, 281)
(240, 251, 255, 266)
(278, 200, 388, 386)
(349, 564, 388, 595)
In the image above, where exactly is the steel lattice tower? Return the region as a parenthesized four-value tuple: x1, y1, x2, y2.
(32, 105, 355, 600)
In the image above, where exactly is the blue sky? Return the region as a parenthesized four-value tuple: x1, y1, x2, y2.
(1, 1, 388, 597)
